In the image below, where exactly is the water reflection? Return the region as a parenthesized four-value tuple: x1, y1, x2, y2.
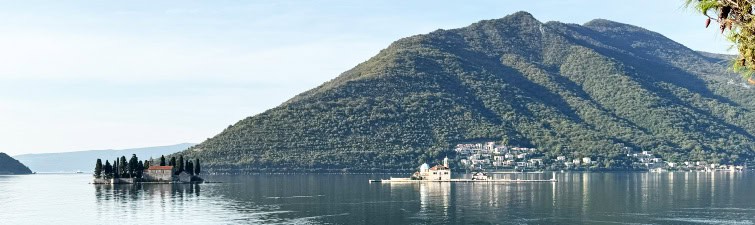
(3, 173, 753, 224)
(94, 183, 201, 202)
(375, 172, 755, 224)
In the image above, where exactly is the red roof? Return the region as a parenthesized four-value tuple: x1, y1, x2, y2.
(147, 166, 173, 170)
(430, 165, 449, 170)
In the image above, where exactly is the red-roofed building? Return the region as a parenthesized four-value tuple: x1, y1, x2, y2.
(411, 157, 452, 180)
(144, 166, 175, 182)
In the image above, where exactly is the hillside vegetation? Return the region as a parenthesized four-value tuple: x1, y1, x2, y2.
(181, 12, 755, 173)
(0, 153, 32, 174)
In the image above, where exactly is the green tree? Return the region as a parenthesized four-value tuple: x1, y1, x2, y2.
(169, 157, 176, 167)
(128, 154, 138, 178)
(194, 158, 200, 176)
(186, 161, 194, 176)
(160, 155, 166, 166)
(136, 160, 144, 179)
(177, 155, 184, 174)
(686, 0, 755, 79)
(94, 159, 103, 178)
(144, 159, 150, 169)
(104, 160, 112, 179)
(119, 156, 128, 178)
(113, 160, 119, 179)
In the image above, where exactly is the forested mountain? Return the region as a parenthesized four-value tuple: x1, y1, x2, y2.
(181, 11, 755, 173)
(0, 153, 32, 174)
(14, 143, 194, 172)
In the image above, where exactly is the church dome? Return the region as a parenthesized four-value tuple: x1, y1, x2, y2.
(419, 163, 429, 171)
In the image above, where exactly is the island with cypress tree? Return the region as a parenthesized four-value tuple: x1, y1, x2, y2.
(92, 154, 203, 184)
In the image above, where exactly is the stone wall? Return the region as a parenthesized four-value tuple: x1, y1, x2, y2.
(112, 178, 136, 184)
(92, 178, 110, 184)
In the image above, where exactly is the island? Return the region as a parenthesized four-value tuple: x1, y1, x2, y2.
(0, 152, 33, 175)
(92, 154, 203, 184)
(370, 157, 556, 183)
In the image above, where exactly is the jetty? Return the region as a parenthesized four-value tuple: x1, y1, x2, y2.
(370, 157, 557, 183)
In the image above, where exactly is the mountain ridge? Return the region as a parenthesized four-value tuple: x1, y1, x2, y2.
(14, 143, 195, 172)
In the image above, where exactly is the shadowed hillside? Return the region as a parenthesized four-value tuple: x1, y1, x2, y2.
(0, 153, 32, 174)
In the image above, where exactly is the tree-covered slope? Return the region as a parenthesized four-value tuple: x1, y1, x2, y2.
(181, 11, 755, 173)
(0, 153, 32, 174)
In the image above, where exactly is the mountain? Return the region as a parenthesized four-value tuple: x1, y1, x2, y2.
(14, 143, 194, 173)
(180, 11, 755, 173)
(0, 153, 32, 174)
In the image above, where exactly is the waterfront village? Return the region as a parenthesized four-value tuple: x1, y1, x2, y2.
(92, 154, 203, 184)
(455, 141, 747, 172)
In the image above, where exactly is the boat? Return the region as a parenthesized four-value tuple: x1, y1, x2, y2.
(75, 170, 83, 174)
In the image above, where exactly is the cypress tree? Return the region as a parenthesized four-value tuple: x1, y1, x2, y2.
(136, 161, 144, 179)
(129, 154, 138, 178)
(94, 159, 103, 178)
(119, 156, 127, 178)
(104, 160, 112, 179)
(177, 155, 184, 174)
(113, 160, 119, 179)
(186, 161, 194, 176)
(169, 157, 176, 167)
(194, 159, 200, 176)
(160, 155, 166, 166)
(144, 160, 150, 169)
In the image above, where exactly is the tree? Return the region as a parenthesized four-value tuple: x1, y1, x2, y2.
(104, 160, 112, 179)
(169, 157, 176, 167)
(136, 161, 144, 179)
(144, 159, 150, 169)
(94, 159, 103, 178)
(160, 155, 166, 166)
(177, 155, 184, 174)
(113, 160, 119, 179)
(186, 161, 194, 176)
(686, 0, 755, 80)
(194, 158, 200, 176)
(128, 154, 138, 178)
(119, 156, 128, 178)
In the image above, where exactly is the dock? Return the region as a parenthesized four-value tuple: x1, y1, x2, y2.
(369, 178, 557, 183)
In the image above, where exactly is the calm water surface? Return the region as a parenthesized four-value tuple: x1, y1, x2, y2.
(0, 172, 754, 224)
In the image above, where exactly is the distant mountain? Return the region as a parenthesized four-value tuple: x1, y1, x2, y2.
(180, 11, 755, 173)
(14, 143, 194, 172)
(0, 153, 32, 174)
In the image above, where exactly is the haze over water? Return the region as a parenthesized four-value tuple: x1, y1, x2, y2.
(1, 172, 753, 224)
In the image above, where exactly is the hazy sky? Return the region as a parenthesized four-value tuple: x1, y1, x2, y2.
(0, 1, 732, 155)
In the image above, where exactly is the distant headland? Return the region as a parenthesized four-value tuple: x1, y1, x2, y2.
(0, 153, 33, 175)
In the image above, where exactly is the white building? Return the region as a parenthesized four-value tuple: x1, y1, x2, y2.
(582, 157, 592, 164)
(413, 157, 451, 181)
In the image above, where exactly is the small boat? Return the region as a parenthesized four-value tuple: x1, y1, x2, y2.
(75, 170, 83, 174)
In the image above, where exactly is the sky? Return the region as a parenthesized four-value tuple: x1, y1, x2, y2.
(0, 1, 734, 155)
